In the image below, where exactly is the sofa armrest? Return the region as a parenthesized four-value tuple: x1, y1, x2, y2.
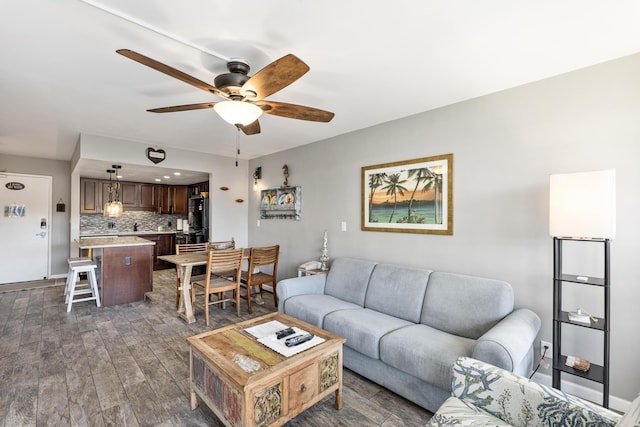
(276, 274, 327, 312)
(449, 357, 621, 427)
(472, 308, 541, 373)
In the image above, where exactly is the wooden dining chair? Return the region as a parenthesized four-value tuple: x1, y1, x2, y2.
(174, 242, 209, 308)
(241, 245, 280, 314)
(191, 248, 244, 326)
(208, 238, 235, 250)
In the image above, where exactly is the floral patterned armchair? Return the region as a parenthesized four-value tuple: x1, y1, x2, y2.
(429, 357, 640, 427)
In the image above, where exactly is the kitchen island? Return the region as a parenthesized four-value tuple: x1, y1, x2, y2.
(79, 236, 154, 307)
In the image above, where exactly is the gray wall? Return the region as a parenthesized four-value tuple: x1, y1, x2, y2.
(248, 53, 640, 402)
(0, 154, 71, 276)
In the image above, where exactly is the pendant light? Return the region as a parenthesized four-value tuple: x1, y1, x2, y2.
(103, 166, 123, 217)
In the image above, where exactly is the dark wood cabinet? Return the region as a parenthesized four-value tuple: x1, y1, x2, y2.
(82, 178, 188, 214)
(80, 178, 101, 214)
(101, 181, 137, 208)
(140, 233, 175, 270)
(156, 185, 188, 215)
(120, 182, 138, 208)
(189, 181, 209, 197)
(139, 184, 156, 209)
(156, 185, 171, 214)
(172, 185, 188, 215)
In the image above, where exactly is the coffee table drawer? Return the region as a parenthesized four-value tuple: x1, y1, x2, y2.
(288, 363, 318, 411)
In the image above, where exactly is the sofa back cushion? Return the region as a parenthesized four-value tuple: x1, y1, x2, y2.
(421, 272, 513, 339)
(324, 258, 377, 306)
(364, 263, 431, 323)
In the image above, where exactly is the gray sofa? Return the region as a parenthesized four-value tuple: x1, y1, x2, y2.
(276, 257, 541, 413)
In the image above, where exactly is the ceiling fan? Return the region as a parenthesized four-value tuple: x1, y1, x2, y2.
(116, 49, 335, 135)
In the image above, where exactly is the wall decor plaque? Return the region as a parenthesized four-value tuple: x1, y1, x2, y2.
(146, 147, 166, 164)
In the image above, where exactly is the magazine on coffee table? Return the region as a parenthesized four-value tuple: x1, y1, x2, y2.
(245, 320, 325, 357)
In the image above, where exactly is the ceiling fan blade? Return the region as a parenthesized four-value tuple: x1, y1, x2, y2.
(241, 54, 310, 100)
(257, 100, 335, 122)
(147, 103, 216, 113)
(239, 120, 261, 135)
(116, 49, 228, 98)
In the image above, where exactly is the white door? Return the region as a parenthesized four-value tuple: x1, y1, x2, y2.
(0, 173, 51, 284)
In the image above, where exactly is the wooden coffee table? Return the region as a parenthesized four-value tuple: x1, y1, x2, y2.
(187, 312, 346, 426)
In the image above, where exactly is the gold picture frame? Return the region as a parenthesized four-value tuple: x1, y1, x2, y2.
(361, 153, 453, 235)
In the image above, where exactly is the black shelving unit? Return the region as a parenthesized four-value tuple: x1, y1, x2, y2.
(552, 237, 610, 408)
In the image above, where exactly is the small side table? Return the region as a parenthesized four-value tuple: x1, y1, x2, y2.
(297, 268, 329, 277)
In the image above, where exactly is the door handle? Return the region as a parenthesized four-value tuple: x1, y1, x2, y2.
(36, 231, 47, 238)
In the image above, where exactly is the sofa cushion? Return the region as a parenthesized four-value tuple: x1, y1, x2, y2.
(324, 258, 377, 306)
(380, 324, 474, 391)
(420, 272, 514, 339)
(283, 294, 362, 328)
(324, 308, 413, 359)
(364, 263, 431, 323)
(450, 357, 621, 427)
(428, 396, 512, 426)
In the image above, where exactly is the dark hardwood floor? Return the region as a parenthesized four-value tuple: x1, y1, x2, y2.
(0, 269, 432, 426)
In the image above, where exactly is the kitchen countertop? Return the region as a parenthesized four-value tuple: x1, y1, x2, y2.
(78, 236, 156, 248)
(80, 230, 182, 237)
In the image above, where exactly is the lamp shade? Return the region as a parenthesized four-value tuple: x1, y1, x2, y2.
(214, 100, 263, 126)
(549, 169, 616, 239)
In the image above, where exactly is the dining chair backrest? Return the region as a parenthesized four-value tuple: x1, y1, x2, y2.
(248, 245, 279, 270)
(206, 248, 244, 278)
(241, 245, 280, 313)
(175, 242, 209, 254)
(209, 239, 235, 251)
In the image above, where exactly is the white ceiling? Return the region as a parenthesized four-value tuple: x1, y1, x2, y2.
(2, 1, 640, 180)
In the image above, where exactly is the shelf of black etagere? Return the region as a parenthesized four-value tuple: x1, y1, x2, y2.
(552, 237, 610, 408)
(557, 311, 606, 331)
(553, 356, 605, 383)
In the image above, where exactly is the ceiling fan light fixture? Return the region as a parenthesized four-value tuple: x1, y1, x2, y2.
(214, 100, 262, 126)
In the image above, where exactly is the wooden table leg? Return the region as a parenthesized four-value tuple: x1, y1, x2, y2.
(334, 386, 342, 410)
(177, 265, 196, 324)
(190, 389, 198, 410)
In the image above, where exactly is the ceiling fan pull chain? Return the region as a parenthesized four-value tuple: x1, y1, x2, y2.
(235, 127, 240, 167)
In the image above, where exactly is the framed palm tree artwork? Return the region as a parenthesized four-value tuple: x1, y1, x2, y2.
(361, 153, 453, 235)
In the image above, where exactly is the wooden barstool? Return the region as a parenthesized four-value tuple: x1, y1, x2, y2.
(65, 257, 91, 298)
(65, 259, 101, 312)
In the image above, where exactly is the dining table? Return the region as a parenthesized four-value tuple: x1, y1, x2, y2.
(159, 248, 249, 324)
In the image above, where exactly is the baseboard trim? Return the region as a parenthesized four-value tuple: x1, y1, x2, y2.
(532, 372, 630, 413)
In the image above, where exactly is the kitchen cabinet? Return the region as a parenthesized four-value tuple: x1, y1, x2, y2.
(81, 178, 187, 214)
(172, 185, 188, 215)
(81, 178, 158, 213)
(156, 185, 188, 215)
(139, 184, 156, 209)
(80, 178, 102, 214)
(156, 185, 171, 214)
(120, 182, 138, 208)
(189, 181, 209, 197)
(138, 233, 176, 270)
(103, 181, 138, 208)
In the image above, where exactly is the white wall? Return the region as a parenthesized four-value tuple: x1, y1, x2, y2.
(70, 133, 249, 248)
(248, 53, 640, 402)
(0, 155, 70, 276)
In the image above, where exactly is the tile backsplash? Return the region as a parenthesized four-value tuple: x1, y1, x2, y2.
(80, 211, 188, 235)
